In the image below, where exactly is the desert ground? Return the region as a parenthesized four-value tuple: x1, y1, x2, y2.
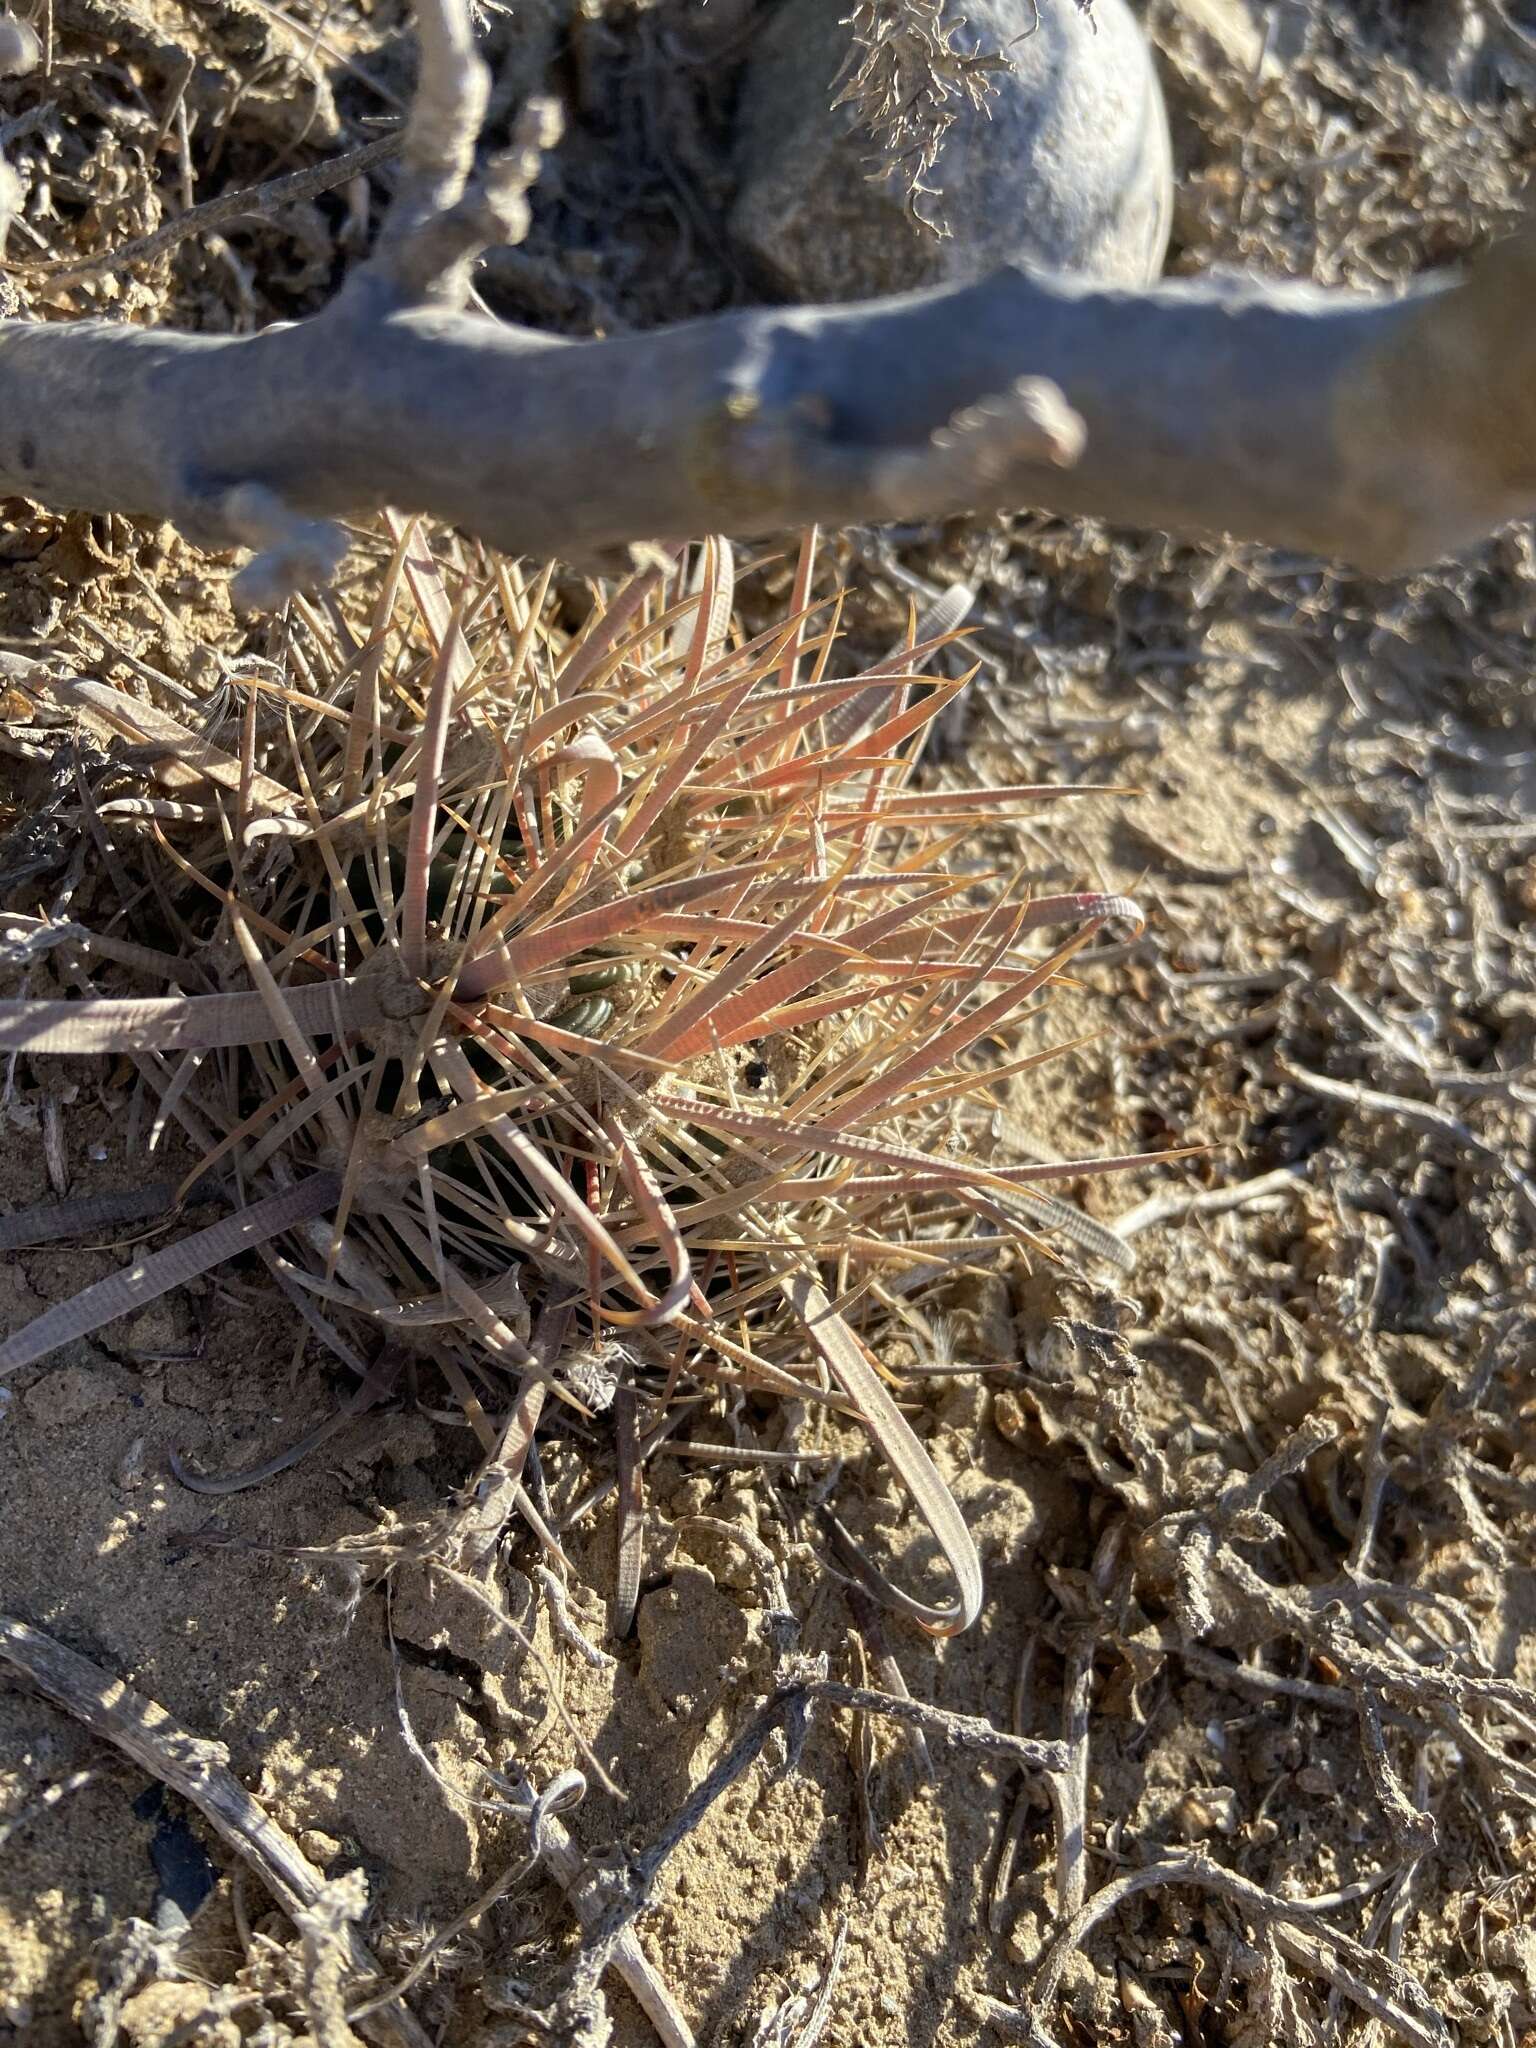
(1, 1, 1535, 2043)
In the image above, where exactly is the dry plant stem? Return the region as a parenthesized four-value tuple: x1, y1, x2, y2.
(812, 1679, 1065, 1765)
(989, 1638, 1041, 1934)
(452, 1367, 553, 1570)
(0, 1615, 431, 2048)
(1049, 1522, 1123, 1918)
(1113, 1162, 1308, 1240)
(491, 1757, 698, 2048)
(1172, 1640, 1356, 1711)
(1280, 1058, 1536, 1227)
(1008, 1851, 1451, 2048)
(296, 1868, 372, 2048)
(1358, 1690, 1435, 1854)
(845, 1583, 933, 1773)
(437, 1305, 567, 1576)
(1212, 1544, 1536, 1802)
(532, 1561, 615, 1670)
(346, 1771, 587, 2025)
(1216, 1411, 1337, 1521)
(752, 1913, 848, 2048)
(570, 1671, 1068, 2026)
(19, 132, 404, 282)
(3, 0, 1536, 581)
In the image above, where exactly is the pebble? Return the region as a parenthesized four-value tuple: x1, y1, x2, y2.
(730, 0, 1173, 302)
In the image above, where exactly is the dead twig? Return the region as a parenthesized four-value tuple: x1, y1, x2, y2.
(14, 132, 403, 282)
(1279, 1057, 1536, 1229)
(563, 1663, 1067, 2042)
(1047, 1521, 1124, 1918)
(296, 1868, 372, 2048)
(488, 1758, 697, 2048)
(982, 1850, 1451, 2048)
(346, 1770, 587, 2028)
(1113, 1162, 1308, 1240)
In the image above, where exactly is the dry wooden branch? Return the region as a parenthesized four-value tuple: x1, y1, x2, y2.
(490, 1759, 698, 2048)
(1113, 1162, 1308, 1241)
(2, 0, 1535, 600)
(1279, 1056, 1536, 1229)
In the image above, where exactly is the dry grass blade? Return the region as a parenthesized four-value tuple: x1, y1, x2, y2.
(401, 617, 469, 977)
(0, 1176, 220, 1249)
(554, 548, 683, 700)
(0, 1176, 341, 1373)
(639, 885, 841, 1060)
(645, 880, 973, 1060)
(603, 1113, 694, 1327)
(231, 912, 353, 1157)
(680, 537, 735, 688)
(821, 581, 974, 751)
(611, 1382, 644, 1639)
(35, 675, 299, 816)
(825, 918, 1111, 1129)
(784, 1271, 981, 1635)
(0, 982, 373, 1055)
(459, 864, 775, 993)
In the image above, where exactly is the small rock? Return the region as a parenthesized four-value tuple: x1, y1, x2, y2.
(992, 1387, 1030, 1445)
(938, 1376, 989, 1433)
(1005, 1898, 1050, 1967)
(1173, 1784, 1238, 1838)
(669, 1474, 715, 1517)
(298, 1828, 342, 1869)
(113, 1435, 148, 1491)
(730, 0, 1173, 303)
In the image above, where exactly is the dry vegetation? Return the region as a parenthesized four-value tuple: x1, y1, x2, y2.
(0, 3, 1534, 2048)
(832, 0, 1015, 229)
